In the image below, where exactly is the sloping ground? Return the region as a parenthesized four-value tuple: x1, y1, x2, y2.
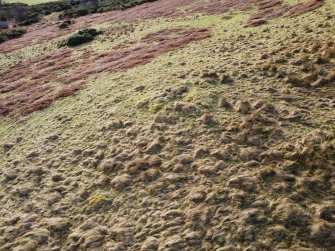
(0, 0, 324, 53)
(0, 28, 211, 116)
(0, 0, 335, 251)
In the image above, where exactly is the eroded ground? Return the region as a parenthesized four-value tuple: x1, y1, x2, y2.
(0, 0, 335, 250)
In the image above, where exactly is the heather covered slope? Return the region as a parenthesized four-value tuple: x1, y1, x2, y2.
(0, 0, 335, 250)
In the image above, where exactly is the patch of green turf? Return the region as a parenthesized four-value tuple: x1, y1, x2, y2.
(282, 0, 307, 5)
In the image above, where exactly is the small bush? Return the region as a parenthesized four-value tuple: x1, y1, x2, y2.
(7, 28, 26, 39)
(59, 22, 68, 29)
(286, 73, 306, 87)
(0, 34, 6, 43)
(0, 9, 10, 22)
(324, 47, 335, 59)
(65, 28, 100, 47)
(75, 7, 90, 16)
(59, 19, 73, 29)
(67, 33, 93, 46)
(0, 28, 26, 43)
(315, 55, 329, 64)
(18, 16, 40, 26)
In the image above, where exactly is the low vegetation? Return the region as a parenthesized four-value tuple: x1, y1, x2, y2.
(63, 28, 100, 47)
(58, 19, 73, 29)
(0, 28, 25, 43)
(0, 1, 72, 27)
(60, 0, 157, 18)
(0, 0, 156, 26)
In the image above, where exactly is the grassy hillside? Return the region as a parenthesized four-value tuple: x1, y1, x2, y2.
(0, 0, 334, 250)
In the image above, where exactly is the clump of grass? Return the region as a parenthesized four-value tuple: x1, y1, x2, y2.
(314, 54, 329, 64)
(259, 63, 278, 76)
(302, 72, 318, 84)
(286, 73, 307, 87)
(310, 42, 320, 52)
(323, 47, 335, 59)
(326, 71, 335, 82)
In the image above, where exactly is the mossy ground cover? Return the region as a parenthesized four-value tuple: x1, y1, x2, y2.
(0, 0, 334, 250)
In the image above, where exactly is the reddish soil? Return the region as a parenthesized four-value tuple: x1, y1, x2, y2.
(0, 49, 75, 116)
(0, 0, 324, 53)
(248, 0, 324, 24)
(0, 28, 211, 117)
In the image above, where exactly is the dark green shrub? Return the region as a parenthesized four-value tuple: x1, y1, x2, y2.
(65, 28, 100, 47)
(75, 7, 90, 16)
(0, 34, 6, 43)
(59, 19, 72, 29)
(0, 9, 10, 21)
(5, 28, 26, 39)
(96, 7, 104, 13)
(0, 28, 26, 43)
(67, 33, 93, 46)
(18, 16, 40, 26)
